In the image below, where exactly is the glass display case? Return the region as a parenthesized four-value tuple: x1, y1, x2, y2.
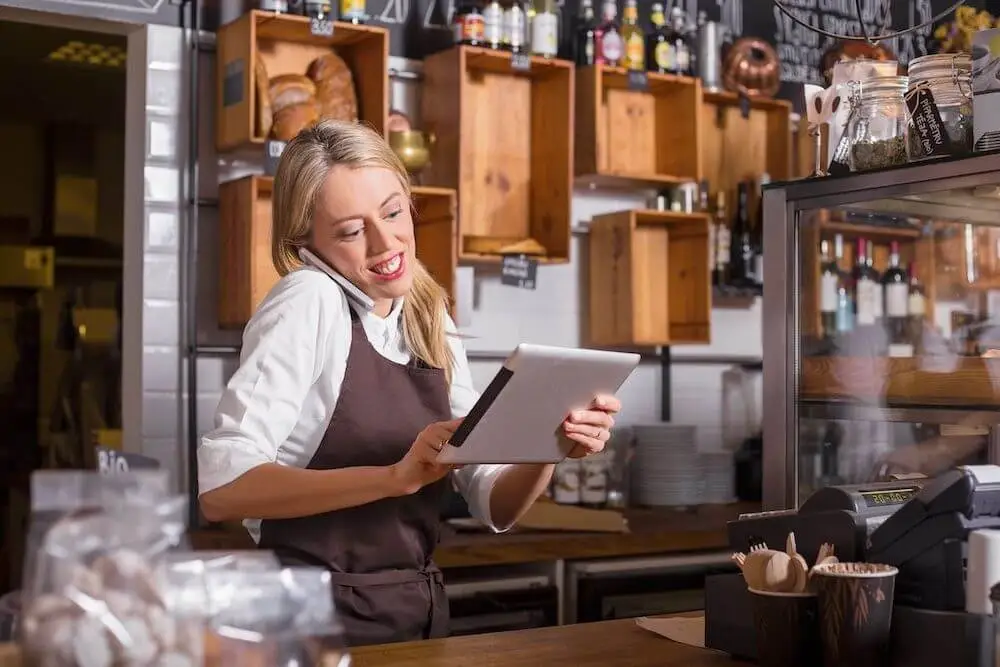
(761, 153, 1000, 511)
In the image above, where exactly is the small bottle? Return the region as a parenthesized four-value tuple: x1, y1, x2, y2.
(304, 0, 334, 20)
(646, 3, 673, 74)
(574, 0, 597, 66)
(594, 0, 622, 67)
(340, 0, 366, 23)
(669, 7, 692, 75)
(503, 0, 527, 53)
(530, 0, 559, 58)
(620, 0, 644, 71)
(483, 0, 504, 49)
(453, 0, 485, 45)
(259, 0, 290, 11)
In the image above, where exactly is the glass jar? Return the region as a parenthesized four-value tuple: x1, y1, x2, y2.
(847, 75, 909, 172)
(905, 53, 973, 161)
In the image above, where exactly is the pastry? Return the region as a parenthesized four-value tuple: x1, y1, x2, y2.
(268, 74, 317, 115)
(306, 52, 359, 122)
(272, 102, 320, 141)
(254, 58, 273, 139)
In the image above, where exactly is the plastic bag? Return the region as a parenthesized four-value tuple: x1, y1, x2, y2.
(20, 489, 197, 667)
(205, 566, 350, 667)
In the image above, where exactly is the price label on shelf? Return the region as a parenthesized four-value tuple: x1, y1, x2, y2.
(500, 254, 538, 290)
(626, 70, 648, 92)
(510, 52, 531, 73)
(310, 17, 334, 37)
(96, 447, 161, 476)
(264, 139, 287, 176)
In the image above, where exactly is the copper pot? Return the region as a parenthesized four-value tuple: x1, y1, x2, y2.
(722, 37, 781, 99)
(820, 41, 896, 86)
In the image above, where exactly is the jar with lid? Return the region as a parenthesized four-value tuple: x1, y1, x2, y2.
(847, 75, 909, 172)
(905, 52, 973, 161)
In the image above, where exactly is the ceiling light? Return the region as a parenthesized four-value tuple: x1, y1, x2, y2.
(45, 41, 126, 68)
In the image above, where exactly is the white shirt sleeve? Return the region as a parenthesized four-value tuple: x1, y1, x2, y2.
(197, 275, 330, 496)
(446, 315, 513, 533)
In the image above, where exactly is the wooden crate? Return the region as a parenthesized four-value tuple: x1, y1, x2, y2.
(701, 91, 792, 203)
(217, 176, 458, 328)
(588, 209, 711, 347)
(421, 46, 574, 264)
(575, 66, 702, 188)
(215, 10, 389, 152)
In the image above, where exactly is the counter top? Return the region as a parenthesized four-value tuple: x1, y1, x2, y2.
(352, 617, 736, 666)
(189, 503, 754, 568)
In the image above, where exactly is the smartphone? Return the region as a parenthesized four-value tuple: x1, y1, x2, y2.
(298, 247, 375, 312)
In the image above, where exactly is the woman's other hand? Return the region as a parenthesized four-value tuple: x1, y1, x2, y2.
(390, 418, 462, 495)
(562, 394, 621, 458)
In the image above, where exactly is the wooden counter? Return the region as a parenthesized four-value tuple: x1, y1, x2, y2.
(189, 503, 753, 568)
(352, 617, 737, 666)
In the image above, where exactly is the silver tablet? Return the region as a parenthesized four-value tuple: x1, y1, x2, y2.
(437, 344, 640, 465)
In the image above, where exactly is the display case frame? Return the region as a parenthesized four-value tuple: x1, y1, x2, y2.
(761, 152, 1000, 511)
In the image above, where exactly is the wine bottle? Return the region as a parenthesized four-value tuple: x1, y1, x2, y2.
(866, 239, 883, 326)
(853, 238, 879, 328)
(833, 234, 852, 335)
(882, 240, 910, 351)
(908, 261, 926, 354)
(819, 239, 839, 340)
(729, 181, 753, 287)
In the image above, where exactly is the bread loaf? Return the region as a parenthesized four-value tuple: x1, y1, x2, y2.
(271, 102, 320, 141)
(268, 74, 317, 115)
(254, 58, 273, 138)
(306, 52, 359, 122)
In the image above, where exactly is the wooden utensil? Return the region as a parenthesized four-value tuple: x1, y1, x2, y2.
(763, 551, 794, 592)
(785, 533, 810, 593)
(743, 549, 777, 590)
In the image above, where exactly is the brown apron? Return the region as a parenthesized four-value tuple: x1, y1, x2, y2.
(258, 307, 453, 647)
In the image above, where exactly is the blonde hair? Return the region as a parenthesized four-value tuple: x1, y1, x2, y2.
(271, 120, 455, 383)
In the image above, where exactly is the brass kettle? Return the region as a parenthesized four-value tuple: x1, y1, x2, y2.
(389, 130, 436, 175)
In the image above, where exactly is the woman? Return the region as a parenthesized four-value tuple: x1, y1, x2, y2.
(197, 120, 621, 647)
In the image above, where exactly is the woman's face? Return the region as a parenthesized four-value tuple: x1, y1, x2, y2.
(310, 165, 415, 316)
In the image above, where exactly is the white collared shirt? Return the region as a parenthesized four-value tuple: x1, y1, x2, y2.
(198, 266, 509, 542)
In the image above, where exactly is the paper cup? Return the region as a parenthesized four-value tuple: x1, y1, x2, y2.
(749, 588, 821, 667)
(811, 562, 898, 667)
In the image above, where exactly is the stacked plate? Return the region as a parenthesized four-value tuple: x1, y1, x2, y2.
(699, 452, 736, 504)
(630, 424, 701, 507)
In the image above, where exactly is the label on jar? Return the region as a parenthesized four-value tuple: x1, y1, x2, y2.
(454, 10, 484, 42)
(503, 6, 525, 49)
(886, 283, 909, 317)
(530, 12, 558, 57)
(340, 0, 365, 20)
(654, 42, 674, 71)
(483, 2, 503, 44)
(906, 86, 951, 159)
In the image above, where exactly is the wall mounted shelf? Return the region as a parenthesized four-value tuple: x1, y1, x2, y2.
(421, 45, 574, 264)
(588, 209, 711, 347)
(217, 175, 457, 328)
(215, 10, 389, 152)
(575, 66, 702, 189)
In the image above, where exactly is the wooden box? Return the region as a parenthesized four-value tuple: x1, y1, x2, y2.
(588, 210, 711, 347)
(701, 91, 792, 198)
(422, 46, 574, 264)
(215, 10, 389, 152)
(575, 66, 702, 188)
(217, 176, 458, 328)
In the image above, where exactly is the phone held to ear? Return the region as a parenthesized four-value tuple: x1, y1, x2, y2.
(298, 247, 376, 312)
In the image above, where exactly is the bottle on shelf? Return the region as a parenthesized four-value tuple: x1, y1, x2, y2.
(853, 237, 879, 328)
(530, 0, 559, 57)
(483, 0, 504, 49)
(594, 0, 623, 67)
(820, 239, 839, 340)
(668, 6, 693, 76)
(503, 0, 527, 53)
(752, 173, 770, 288)
(522, 0, 536, 53)
(453, 0, 485, 45)
(866, 239, 883, 326)
(621, 0, 644, 71)
(304, 0, 333, 19)
(713, 191, 731, 288)
(729, 180, 754, 287)
(908, 261, 927, 353)
(833, 234, 853, 335)
(259, 0, 290, 12)
(573, 0, 597, 66)
(340, 0, 366, 23)
(645, 2, 673, 74)
(882, 240, 910, 353)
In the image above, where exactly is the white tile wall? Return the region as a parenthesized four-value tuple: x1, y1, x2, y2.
(130, 46, 764, 493)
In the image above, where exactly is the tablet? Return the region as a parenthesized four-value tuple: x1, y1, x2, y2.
(437, 344, 640, 465)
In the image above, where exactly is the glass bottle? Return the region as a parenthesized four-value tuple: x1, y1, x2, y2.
(503, 0, 527, 53)
(594, 0, 622, 67)
(820, 239, 839, 340)
(853, 237, 879, 328)
(531, 0, 559, 57)
(483, 0, 504, 49)
(752, 172, 769, 287)
(453, 0, 485, 45)
(669, 6, 693, 76)
(908, 261, 926, 354)
(847, 75, 910, 171)
(621, 0, 644, 71)
(728, 180, 753, 287)
(646, 3, 673, 74)
(883, 240, 910, 347)
(712, 191, 730, 287)
(574, 0, 597, 66)
(340, 0, 366, 23)
(833, 234, 853, 335)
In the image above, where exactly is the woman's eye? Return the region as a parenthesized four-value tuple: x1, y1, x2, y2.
(384, 207, 403, 220)
(340, 227, 362, 239)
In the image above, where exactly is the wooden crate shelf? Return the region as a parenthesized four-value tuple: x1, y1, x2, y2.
(215, 10, 389, 152)
(588, 209, 711, 347)
(701, 90, 791, 206)
(422, 45, 574, 264)
(217, 176, 457, 328)
(802, 356, 1000, 407)
(575, 66, 702, 188)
